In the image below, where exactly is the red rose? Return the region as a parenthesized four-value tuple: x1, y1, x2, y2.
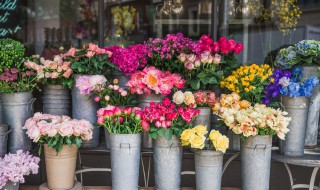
(234, 43, 243, 54)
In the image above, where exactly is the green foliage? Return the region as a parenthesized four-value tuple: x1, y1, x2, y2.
(38, 135, 83, 155)
(0, 38, 25, 72)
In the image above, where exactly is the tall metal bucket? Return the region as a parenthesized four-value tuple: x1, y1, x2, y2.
(0, 123, 9, 157)
(195, 150, 223, 190)
(241, 135, 272, 190)
(43, 85, 71, 116)
(0, 94, 3, 123)
(154, 135, 182, 190)
(193, 107, 211, 132)
(1, 92, 34, 153)
(138, 93, 164, 151)
(110, 133, 141, 190)
(227, 130, 241, 151)
(280, 96, 309, 156)
(2, 181, 19, 190)
(72, 75, 100, 148)
(111, 70, 130, 88)
(104, 128, 111, 150)
(300, 66, 320, 148)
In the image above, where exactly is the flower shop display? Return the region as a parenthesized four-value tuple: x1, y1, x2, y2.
(24, 55, 73, 116)
(0, 150, 40, 190)
(97, 106, 142, 190)
(179, 36, 243, 90)
(220, 64, 273, 104)
(141, 98, 199, 190)
(180, 125, 229, 190)
(173, 90, 219, 135)
(145, 33, 194, 74)
(127, 66, 185, 149)
(0, 53, 38, 153)
(24, 113, 93, 189)
(0, 123, 9, 158)
(111, 6, 136, 37)
(215, 102, 291, 190)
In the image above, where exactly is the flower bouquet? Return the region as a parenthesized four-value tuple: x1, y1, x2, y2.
(96, 106, 143, 190)
(111, 5, 136, 37)
(178, 35, 243, 90)
(76, 75, 137, 107)
(64, 43, 114, 76)
(0, 151, 40, 189)
(23, 113, 93, 189)
(220, 64, 273, 104)
(24, 55, 73, 88)
(126, 66, 185, 96)
(180, 125, 229, 190)
(0, 38, 25, 72)
(145, 33, 194, 73)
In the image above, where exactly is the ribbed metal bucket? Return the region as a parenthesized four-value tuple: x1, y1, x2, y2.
(2, 181, 19, 190)
(227, 130, 241, 151)
(300, 66, 320, 148)
(43, 85, 71, 116)
(138, 93, 164, 151)
(1, 92, 34, 153)
(154, 135, 182, 190)
(104, 128, 111, 150)
(0, 123, 9, 157)
(110, 133, 141, 190)
(241, 135, 272, 190)
(112, 70, 130, 88)
(193, 107, 211, 132)
(195, 150, 223, 190)
(72, 75, 100, 148)
(280, 96, 309, 156)
(0, 94, 3, 123)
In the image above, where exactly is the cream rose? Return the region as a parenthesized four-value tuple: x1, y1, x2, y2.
(173, 91, 185, 105)
(213, 135, 229, 153)
(209, 130, 222, 141)
(184, 91, 196, 106)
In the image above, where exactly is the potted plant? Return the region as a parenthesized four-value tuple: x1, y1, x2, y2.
(263, 67, 319, 156)
(24, 55, 73, 116)
(126, 66, 185, 149)
(173, 90, 219, 134)
(140, 98, 199, 190)
(275, 40, 320, 148)
(214, 100, 291, 190)
(0, 150, 40, 190)
(97, 106, 143, 190)
(23, 113, 93, 189)
(178, 36, 243, 91)
(64, 43, 113, 148)
(0, 39, 38, 153)
(180, 125, 229, 190)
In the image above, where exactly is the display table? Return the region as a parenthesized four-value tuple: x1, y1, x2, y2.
(272, 148, 320, 190)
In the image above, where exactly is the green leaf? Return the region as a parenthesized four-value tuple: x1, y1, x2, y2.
(150, 132, 158, 139)
(190, 80, 200, 90)
(164, 129, 173, 140)
(66, 137, 72, 146)
(208, 77, 217, 84)
(157, 128, 165, 137)
(197, 72, 207, 78)
(74, 137, 82, 148)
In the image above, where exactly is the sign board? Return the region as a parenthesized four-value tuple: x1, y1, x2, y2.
(0, 0, 23, 37)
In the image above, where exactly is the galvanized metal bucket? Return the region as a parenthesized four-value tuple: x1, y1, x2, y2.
(280, 96, 309, 156)
(0, 94, 3, 123)
(154, 135, 182, 190)
(227, 130, 241, 151)
(138, 93, 164, 150)
(300, 66, 320, 148)
(1, 92, 34, 153)
(241, 135, 272, 190)
(104, 128, 111, 150)
(193, 107, 211, 132)
(0, 123, 9, 157)
(2, 181, 19, 190)
(195, 150, 223, 190)
(72, 75, 100, 148)
(112, 70, 130, 88)
(110, 133, 141, 190)
(43, 85, 71, 116)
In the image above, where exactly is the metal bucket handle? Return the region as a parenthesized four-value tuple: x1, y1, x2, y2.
(0, 129, 11, 142)
(120, 143, 131, 155)
(253, 144, 271, 157)
(27, 98, 36, 112)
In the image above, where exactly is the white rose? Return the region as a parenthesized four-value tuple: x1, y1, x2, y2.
(173, 91, 185, 105)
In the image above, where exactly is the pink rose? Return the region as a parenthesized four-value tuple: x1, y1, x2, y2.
(64, 48, 77, 57)
(184, 61, 194, 70)
(194, 90, 207, 106)
(59, 122, 74, 137)
(178, 53, 187, 62)
(228, 39, 237, 51)
(120, 90, 128, 96)
(88, 43, 99, 52)
(141, 121, 150, 132)
(50, 72, 59, 79)
(63, 69, 72, 78)
(181, 111, 193, 123)
(97, 117, 105, 125)
(26, 126, 41, 142)
(94, 96, 100, 102)
(234, 43, 243, 54)
(187, 54, 197, 63)
(86, 51, 95, 58)
(212, 42, 220, 52)
(106, 50, 113, 57)
(61, 62, 70, 71)
(200, 51, 210, 63)
(213, 54, 221, 64)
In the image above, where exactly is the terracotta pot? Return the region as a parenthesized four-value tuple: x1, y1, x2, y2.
(44, 144, 78, 190)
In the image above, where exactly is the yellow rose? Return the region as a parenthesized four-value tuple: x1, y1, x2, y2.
(240, 100, 251, 109)
(184, 91, 196, 106)
(180, 129, 194, 142)
(213, 135, 229, 153)
(192, 125, 208, 136)
(181, 140, 190, 146)
(209, 130, 222, 141)
(190, 135, 205, 149)
(173, 90, 185, 105)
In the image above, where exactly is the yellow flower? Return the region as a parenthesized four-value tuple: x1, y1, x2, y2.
(270, 78, 275, 83)
(190, 135, 206, 149)
(192, 125, 208, 136)
(181, 140, 190, 146)
(209, 130, 222, 141)
(240, 100, 251, 108)
(180, 129, 194, 142)
(212, 135, 229, 153)
(184, 91, 196, 106)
